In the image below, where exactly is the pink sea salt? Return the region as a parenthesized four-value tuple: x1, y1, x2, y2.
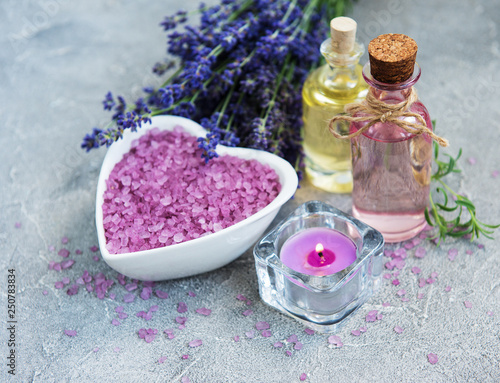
(427, 353, 438, 364)
(102, 127, 281, 254)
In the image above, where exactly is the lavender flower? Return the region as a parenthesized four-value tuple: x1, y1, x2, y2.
(83, 0, 352, 176)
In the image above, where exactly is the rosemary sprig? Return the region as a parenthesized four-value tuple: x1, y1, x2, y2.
(425, 122, 500, 244)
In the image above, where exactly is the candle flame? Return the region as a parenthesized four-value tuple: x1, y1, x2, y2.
(315, 243, 324, 253)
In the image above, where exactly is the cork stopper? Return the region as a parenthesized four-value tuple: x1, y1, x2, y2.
(330, 17, 357, 54)
(368, 34, 418, 83)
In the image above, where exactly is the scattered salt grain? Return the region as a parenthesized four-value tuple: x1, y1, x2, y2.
(58, 249, 70, 258)
(492, 170, 499, 178)
(427, 353, 438, 364)
(75, 249, 82, 255)
(90, 246, 99, 252)
(256, 321, 270, 330)
(123, 293, 135, 303)
(14, 222, 22, 228)
(274, 342, 283, 348)
(158, 356, 167, 364)
(392, 279, 400, 286)
(466, 250, 473, 255)
(236, 294, 246, 301)
(464, 301, 472, 308)
(64, 330, 77, 337)
(181, 377, 190, 383)
(188, 339, 203, 348)
(242, 309, 253, 317)
(351, 330, 361, 336)
(468, 157, 476, 165)
(300, 373, 307, 381)
(445, 286, 451, 292)
(61, 260, 75, 269)
(285, 351, 292, 356)
(411, 267, 421, 274)
(246, 331, 255, 339)
(234, 336, 240, 342)
(359, 326, 367, 333)
(178, 302, 188, 313)
(487, 311, 494, 316)
(397, 289, 406, 296)
(182, 354, 189, 359)
(383, 273, 391, 279)
(448, 248, 458, 261)
(382, 302, 391, 307)
(366, 310, 378, 322)
(394, 326, 404, 334)
(196, 307, 211, 316)
(42, 290, 48, 295)
(155, 290, 169, 299)
(294, 342, 303, 350)
(417, 293, 424, 299)
(415, 247, 426, 258)
(262, 330, 272, 338)
(111, 319, 120, 326)
(327, 335, 343, 348)
(304, 328, 314, 335)
(114, 347, 120, 353)
(287, 334, 298, 343)
(188, 291, 196, 297)
(93, 347, 99, 352)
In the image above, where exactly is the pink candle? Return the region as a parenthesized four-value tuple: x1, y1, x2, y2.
(280, 228, 357, 276)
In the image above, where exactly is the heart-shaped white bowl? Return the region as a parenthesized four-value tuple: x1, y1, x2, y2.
(96, 115, 298, 281)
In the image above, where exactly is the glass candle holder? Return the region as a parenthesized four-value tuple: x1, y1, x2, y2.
(253, 200, 384, 333)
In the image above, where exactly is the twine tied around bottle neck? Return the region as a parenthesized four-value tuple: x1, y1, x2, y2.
(328, 87, 449, 147)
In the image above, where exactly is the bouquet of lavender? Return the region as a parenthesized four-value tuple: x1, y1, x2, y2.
(82, 0, 352, 176)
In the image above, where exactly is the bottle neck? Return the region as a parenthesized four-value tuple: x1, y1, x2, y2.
(321, 38, 364, 68)
(362, 62, 421, 103)
(320, 38, 364, 92)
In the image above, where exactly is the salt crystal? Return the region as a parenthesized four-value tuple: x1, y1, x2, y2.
(155, 290, 169, 299)
(448, 248, 458, 261)
(294, 342, 303, 350)
(351, 330, 361, 336)
(196, 307, 211, 316)
(427, 353, 438, 364)
(262, 330, 272, 338)
(464, 301, 472, 308)
(394, 326, 404, 334)
(242, 310, 253, 317)
(158, 356, 167, 364)
(327, 335, 343, 348)
(300, 373, 307, 381)
(64, 329, 77, 337)
(415, 247, 427, 258)
(255, 321, 269, 330)
(177, 302, 188, 313)
(287, 334, 298, 343)
(274, 342, 283, 348)
(58, 249, 70, 258)
(189, 339, 203, 348)
(411, 267, 421, 274)
(445, 286, 451, 292)
(304, 328, 314, 335)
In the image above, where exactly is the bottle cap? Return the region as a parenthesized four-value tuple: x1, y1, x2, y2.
(368, 34, 418, 83)
(330, 17, 357, 54)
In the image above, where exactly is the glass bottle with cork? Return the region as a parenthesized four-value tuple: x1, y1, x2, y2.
(329, 34, 448, 242)
(302, 17, 367, 193)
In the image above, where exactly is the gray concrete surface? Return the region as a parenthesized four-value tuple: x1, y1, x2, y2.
(1, 0, 499, 382)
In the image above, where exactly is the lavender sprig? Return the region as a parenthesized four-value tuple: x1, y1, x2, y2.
(82, 0, 352, 176)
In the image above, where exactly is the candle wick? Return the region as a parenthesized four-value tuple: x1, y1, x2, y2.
(318, 251, 324, 262)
